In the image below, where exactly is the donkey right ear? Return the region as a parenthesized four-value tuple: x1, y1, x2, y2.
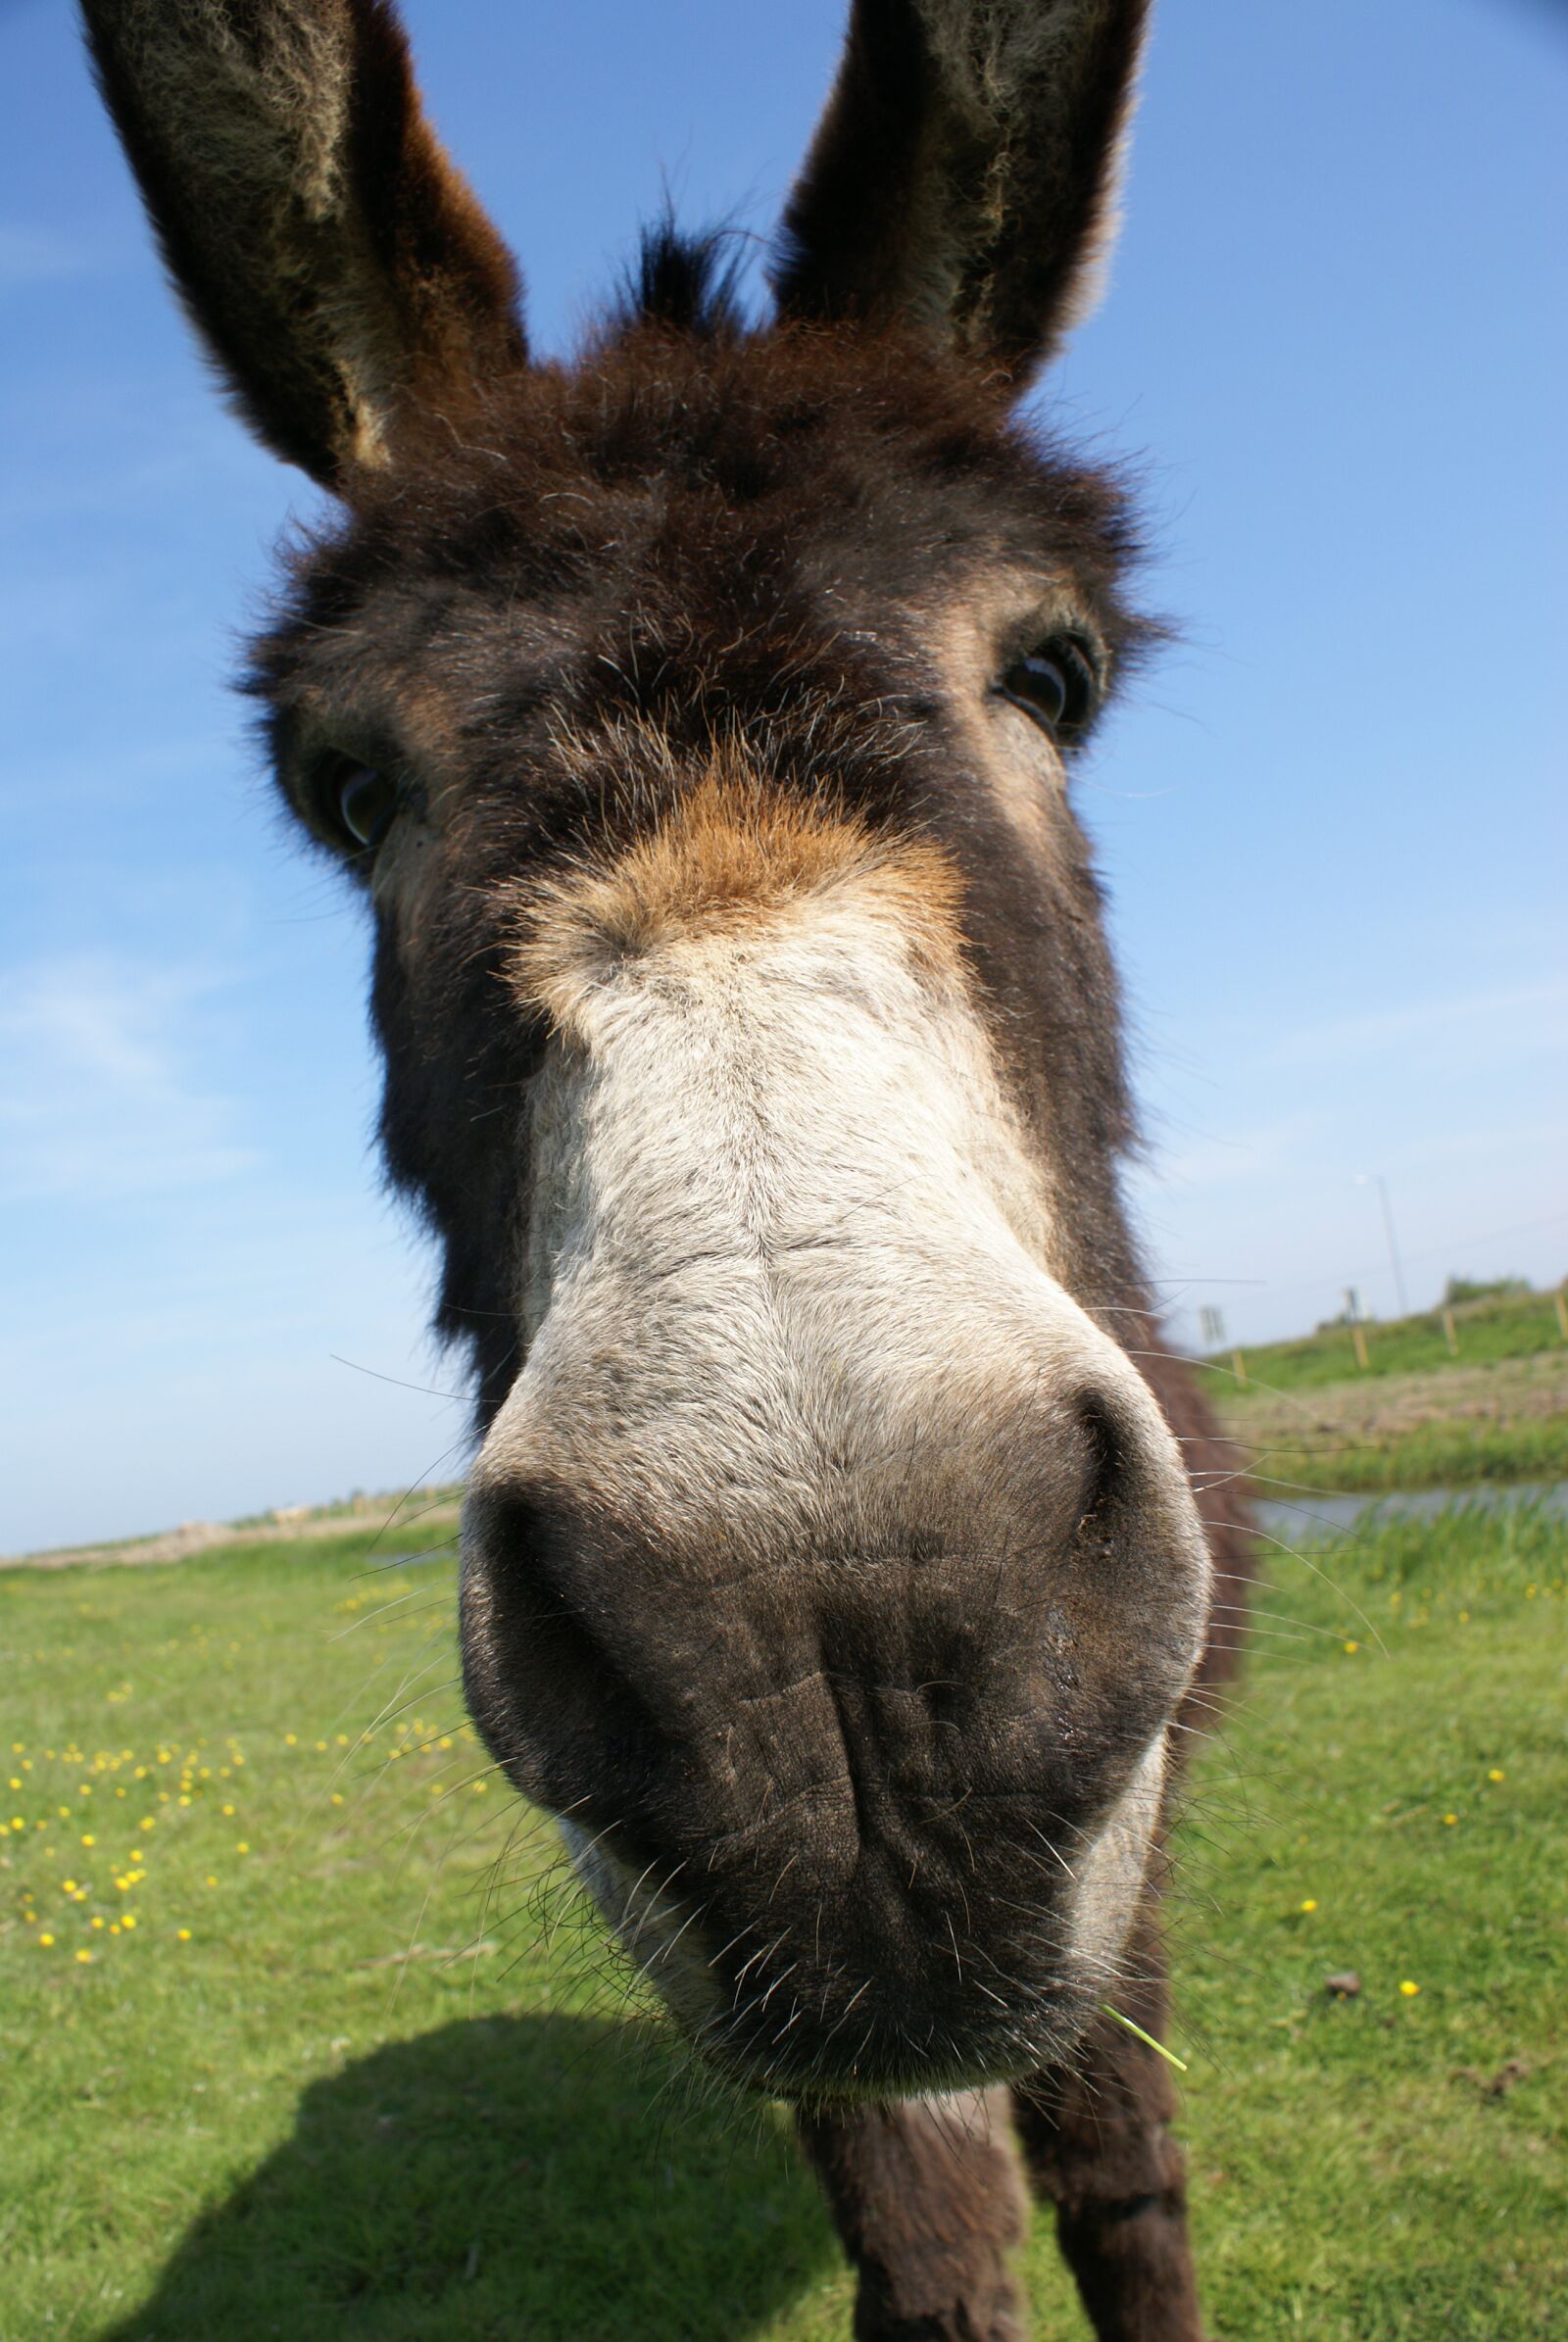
(82, 0, 527, 490)
(772, 0, 1152, 386)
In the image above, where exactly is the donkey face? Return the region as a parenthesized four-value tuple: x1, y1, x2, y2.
(87, 0, 1209, 2100)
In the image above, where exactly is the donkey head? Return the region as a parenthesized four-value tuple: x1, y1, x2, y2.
(87, 0, 1210, 2099)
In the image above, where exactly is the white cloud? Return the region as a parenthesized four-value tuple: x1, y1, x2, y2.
(1142, 1108, 1329, 1195)
(1246, 978, 1568, 1078)
(0, 952, 259, 1202)
(0, 223, 96, 291)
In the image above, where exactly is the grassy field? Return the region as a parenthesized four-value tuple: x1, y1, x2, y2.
(1212, 1288, 1567, 1393)
(1212, 1289, 1568, 1493)
(2, 1498, 1564, 2340)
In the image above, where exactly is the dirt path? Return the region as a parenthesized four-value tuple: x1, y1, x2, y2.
(1218, 1348, 1568, 1445)
(4, 1490, 463, 1573)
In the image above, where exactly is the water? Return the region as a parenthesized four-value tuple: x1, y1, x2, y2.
(1253, 1479, 1568, 1544)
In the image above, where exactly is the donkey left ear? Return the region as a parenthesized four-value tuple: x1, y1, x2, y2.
(82, 0, 527, 490)
(771, 0, 1151, 385)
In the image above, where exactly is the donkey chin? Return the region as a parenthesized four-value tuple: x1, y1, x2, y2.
(458, 861, 1212, 2104)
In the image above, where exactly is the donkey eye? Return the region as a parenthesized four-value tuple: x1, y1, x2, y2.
(996, 639, 1098, 742)
(334, 763, 399, 850)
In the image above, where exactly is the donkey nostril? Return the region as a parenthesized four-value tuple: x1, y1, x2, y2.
(1072, 1392, 1129, 1529)
(461, 1480, 663, 1817)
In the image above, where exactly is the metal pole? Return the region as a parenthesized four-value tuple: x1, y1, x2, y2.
(1375, 1174, 1408, 1318)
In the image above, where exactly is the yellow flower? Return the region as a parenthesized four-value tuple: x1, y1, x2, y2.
(62, 1878, 77, 1893)
(205, 1875, 217, 1886)
(139, 1818, 155, 1831)
(284, 1735, 297, 1748)
(1443, 1813, 1457, 1826)
(221, 1804, 235, 1817)
(176, 1927, 192, 1942)
(81, 1833, 95, 1847)
(75, 1949, 92, 1964)
(1343, 1640, 1359, 1655)
(91, 1916, 105, 1930)
(38, 1932, 54, 1948)
(122, 1916, 137, 1930)
(236, 1841, 250, 1854)
(1398, 1979, 1420, 1997)
(1299, 1898, 1317, 1913)
(1489, 1769, 1505, 1782)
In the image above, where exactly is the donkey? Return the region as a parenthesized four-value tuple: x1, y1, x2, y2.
(84, 2, 1252, 2333)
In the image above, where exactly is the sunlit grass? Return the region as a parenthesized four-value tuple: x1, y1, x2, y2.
(1212, 1287, 1568, 1493)
(1209, 1287, 1566, 1392)
(1, 1500, 1563, 2338)
(1242, 1411, 1568, 1495)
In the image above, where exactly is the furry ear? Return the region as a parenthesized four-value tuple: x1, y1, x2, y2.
(82, 0, 527, 489)
(771, 0, 1151, 384)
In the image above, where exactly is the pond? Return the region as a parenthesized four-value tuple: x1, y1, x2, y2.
(1254, 1479, 1568, 1542)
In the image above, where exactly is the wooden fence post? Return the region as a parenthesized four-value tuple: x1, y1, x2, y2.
(1442, 1307, 1458, 1357)
(1352, 1324, 1370, 1372)
(1232, 1347, 1247, 1389)
(1555, 1289, 1568, 1342)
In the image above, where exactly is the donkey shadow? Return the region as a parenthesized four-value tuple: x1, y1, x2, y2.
(104, 2011, 837, 2342)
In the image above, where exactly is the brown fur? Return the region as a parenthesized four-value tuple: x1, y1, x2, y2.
(511, 758, 968, 1038)
(84, 5, 1247, 2334)
(773, 0, 1152, 377)
(81, 0, 526, 481)
(801, 2090, 1031, 2340)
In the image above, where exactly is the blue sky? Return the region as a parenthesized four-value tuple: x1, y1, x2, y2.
(2, 0, 1564, 1552)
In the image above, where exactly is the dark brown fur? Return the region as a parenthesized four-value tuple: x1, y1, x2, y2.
(82, 0, 526, 481)
(83, 5, 1251, 2333)
(774, 0, 1152, 375)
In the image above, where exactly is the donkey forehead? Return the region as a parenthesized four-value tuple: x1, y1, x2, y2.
(257, 343, 1140, 722)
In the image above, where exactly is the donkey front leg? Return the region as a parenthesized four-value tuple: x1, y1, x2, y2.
(1011, 1922, 1205, 2342)
(798, 2088, 1029, 2342)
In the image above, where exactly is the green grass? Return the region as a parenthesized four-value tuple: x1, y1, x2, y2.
(1240, 1410, 1568, 1496)
(1212, 1287, 1566, 1394)
(1170, 1497, 1567, 2335)
(2, 1502, 1564, 2339)
(1208, 1289, 1568, 1494)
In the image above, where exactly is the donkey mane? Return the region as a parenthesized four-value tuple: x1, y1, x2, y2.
(614, 220, 753, 340)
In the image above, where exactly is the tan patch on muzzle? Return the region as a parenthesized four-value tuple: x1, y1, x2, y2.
(507, 750, 966, 1039)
